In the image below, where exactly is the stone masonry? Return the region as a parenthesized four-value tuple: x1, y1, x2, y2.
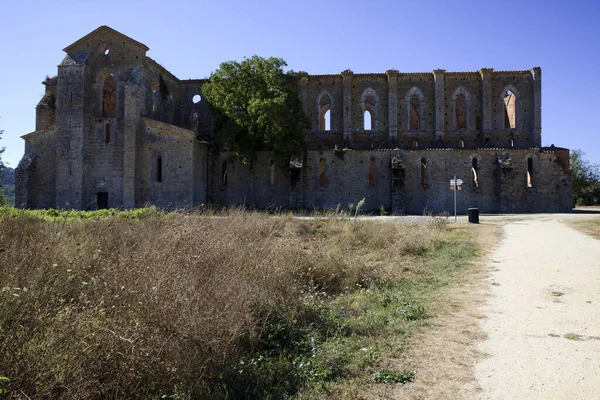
(16, 26, 572, 213)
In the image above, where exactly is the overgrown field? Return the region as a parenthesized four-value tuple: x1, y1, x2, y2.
(0, 208, 477, 399)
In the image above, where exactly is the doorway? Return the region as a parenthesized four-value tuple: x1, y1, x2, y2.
(97, 192, 108, 209)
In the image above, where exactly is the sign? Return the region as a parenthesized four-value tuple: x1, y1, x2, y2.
(450, 179, 463, 186)
(449, 186, 463, 191)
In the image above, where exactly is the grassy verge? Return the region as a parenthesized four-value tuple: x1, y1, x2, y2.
(0, 209, 477, 399)
(568, 218, 600, 239)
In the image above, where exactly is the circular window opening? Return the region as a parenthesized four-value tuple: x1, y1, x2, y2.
(192, 94, 201, 104)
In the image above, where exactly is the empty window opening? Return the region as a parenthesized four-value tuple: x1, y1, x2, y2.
(409, 95, 420, 130)
(369, 159, 375, 186)
(420, 158, 427, 187)
(269, 159, 276, 186)
(411, 140, 419, 148)
(459, 139, 465, 148)
(364, 110, 372, 130)
(155, 156, 163, 183)
(97, 193, 108, 209)
(192, 94, 201, 104)
(485, 137, 491, 146)
(471, 158, 479, 188)
(319, 159, 325, 186)
(222, 161, 228, 186)
(192, 113, 199, 132)
(504, 89, 516, 129)
(318, 94, 332, 131)
(104, 48, 110, 56)
(105, 122, 111, 144)
(323, 109, 331, 131)
(102, 73, 117, 117)
(363, 92, 376, 131)
(510, 137, 515, 147)
(527, 157, 534, 187)
(151, 81, 158, 93)
(455, 93, 466, 130)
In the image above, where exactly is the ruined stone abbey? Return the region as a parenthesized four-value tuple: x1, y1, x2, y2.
(16, 26, 572, 213)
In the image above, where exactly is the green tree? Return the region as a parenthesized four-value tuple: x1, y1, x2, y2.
(571, 149, 600, 206)
(202, 56, 310, 165)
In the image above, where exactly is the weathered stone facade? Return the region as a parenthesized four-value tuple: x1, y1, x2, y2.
(16, 26, 572, 213)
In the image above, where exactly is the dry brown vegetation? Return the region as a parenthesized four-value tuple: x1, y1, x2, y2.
(568, 218, 600, 239)
(0, 209, 476, 399)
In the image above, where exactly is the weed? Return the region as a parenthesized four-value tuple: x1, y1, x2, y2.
(564, 333, 583, 341)
(0, 377, 8, 394)
(373, 369, 415, 384)
(551, 291, 564, 297)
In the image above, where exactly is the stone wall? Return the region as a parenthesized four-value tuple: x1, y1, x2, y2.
(206, 148, 571, 214)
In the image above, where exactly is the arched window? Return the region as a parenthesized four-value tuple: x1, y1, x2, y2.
(222, 160, 228, 186)
(269, 159, 276, 186)
(455, 93, 467, 130)
(155, 156, 162, 183)
(102, 73, 117, 117)
(105, 122, 111, 144)
(472, 158, 479, 188)
(459, 139, 465, 148)
(527, 157, 534, 187)
(411, 140, 419, 148)
(409, 95, 420, 130)
(405, 87, 424, 132)
(319, 159, 325, 186)
(192, 113, 199, 132)
(510, 137, 515, 148)
(362, 89, 377, 131)
(504, 89, 517, 129)
(318, 93, 332, 131)
(421, 158, 427, 187)
(369, 159, 375, 186)
(323, 109, 331, 131)
(364, 110, 372, 130)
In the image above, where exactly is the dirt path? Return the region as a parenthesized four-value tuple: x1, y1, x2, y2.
(474, 218, 600, 399)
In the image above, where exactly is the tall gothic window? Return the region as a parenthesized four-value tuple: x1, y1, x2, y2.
(504, 89, 517, 129)
(472, 158, 479, 188)
(409, 95, 420, 130)
(318, 93, 332, 131)
(102, 73, 117, 117)
(455, 93, 466, 130)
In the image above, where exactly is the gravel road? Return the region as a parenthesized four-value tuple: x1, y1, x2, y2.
(474, 217, 600, 399)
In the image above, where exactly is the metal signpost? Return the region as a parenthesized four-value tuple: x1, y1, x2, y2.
(450, 176, 463, 222)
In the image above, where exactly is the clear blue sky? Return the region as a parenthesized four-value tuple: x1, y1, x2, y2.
(1, 0, 599, 168)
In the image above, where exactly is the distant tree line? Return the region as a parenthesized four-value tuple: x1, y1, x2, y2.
(0, 166, 15, 206)
(571, 150, 600, 207)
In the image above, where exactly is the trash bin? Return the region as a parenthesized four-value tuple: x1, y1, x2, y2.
(467, 208, 479, 224)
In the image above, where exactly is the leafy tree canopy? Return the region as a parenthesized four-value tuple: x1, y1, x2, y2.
(202, 56, 310, 164)
(571, 149, 600, 206)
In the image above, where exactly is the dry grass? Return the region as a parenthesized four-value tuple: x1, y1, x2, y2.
(568, 218, 600, 239)
(0, 209, 459, 399)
